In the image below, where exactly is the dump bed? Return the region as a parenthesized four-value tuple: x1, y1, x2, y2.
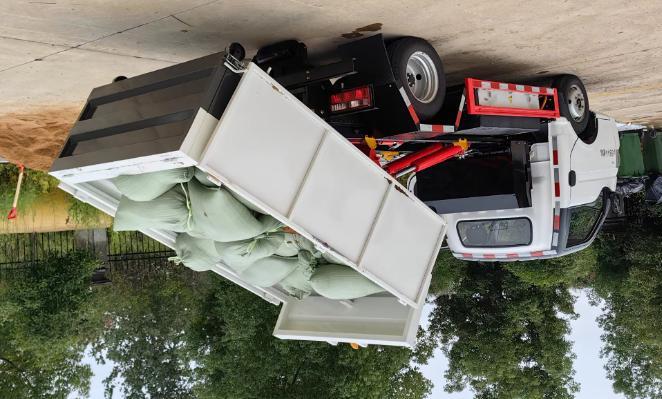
(51, 54, 446, 347)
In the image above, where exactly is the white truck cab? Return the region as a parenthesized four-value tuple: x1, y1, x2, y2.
(417, 115, 620, 261)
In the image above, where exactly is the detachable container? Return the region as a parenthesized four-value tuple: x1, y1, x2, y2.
(51, 53, 446, 347)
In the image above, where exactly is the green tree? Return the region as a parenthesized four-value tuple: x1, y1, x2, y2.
(425, 261, 579, 399)
(504, 246, 597, 288)
(188, 276, 432, 399)
(91, 265, 205, 399)
(591, 225, 662, 399)
(0, 251, 101, 398)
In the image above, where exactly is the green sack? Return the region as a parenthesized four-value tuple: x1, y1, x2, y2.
(187, 180, 266, 242)
(113, 185, 189, 232)
(275, 233, 301, 257)
(239, 255, 298, 287)
(231, 191, 268, 214)
(310, 264, 385, 300)
(194, 168, 218, 187)
(260, 214, 284, 233)
(215, 233, 285, 273)
(279, 251, 315, 299)
(113, 167, 194, 201)
(321, 251, 349, 266)
(171, 233, 220, 272)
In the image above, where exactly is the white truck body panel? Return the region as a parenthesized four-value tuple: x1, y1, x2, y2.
(53, 63, 447, 347)
(441, 144, 554, 258)
(440, 116, 619, 260)
(568, 116, 619, 206)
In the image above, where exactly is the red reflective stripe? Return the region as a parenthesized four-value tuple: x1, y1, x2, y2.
(408, 105, 420, 124)
(432, 124, 443, 132)
(462, 253, 473, 259)
(506, 253, 519, 258)
(553, 215, 561, 230)
(455, 109, 463, 128)
(483, 254, 496, 259)
(490, 81, 499, 90)
(530, 251, 544, 257)
(554, 182, 561, 197)
(524, 85, 533, 92)
(552, 150, 559, 165)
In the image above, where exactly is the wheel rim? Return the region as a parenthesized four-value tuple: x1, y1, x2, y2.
(567, 84, 586, 122)
(406, 51, 439, 103)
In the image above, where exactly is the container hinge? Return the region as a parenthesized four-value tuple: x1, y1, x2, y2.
(224, 52, 247, 74)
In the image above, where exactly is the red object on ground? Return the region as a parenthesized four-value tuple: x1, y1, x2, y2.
(7, 164, 25, 220)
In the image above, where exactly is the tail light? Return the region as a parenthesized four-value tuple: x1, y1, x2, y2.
(330, 86, 373, 113)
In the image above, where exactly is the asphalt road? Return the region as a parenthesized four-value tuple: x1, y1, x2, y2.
(0, 0, 660, 126)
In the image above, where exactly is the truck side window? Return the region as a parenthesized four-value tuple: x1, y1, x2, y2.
(566, 196, 604, 247)
(457, 218, 532, 248)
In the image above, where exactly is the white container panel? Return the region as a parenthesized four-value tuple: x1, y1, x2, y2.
(198, 70, 326, 215)
(289, 133, 390, 263)
(273, 295, 425, 347)
(359, 186, 446, 304)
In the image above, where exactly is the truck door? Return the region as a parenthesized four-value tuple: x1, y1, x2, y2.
(568, 116, 619, 206)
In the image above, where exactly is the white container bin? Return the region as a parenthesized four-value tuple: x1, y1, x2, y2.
(53, 62, 446, 347)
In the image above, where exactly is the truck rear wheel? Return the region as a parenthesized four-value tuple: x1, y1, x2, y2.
(554, 74, 589, 134)
(388, 37, 445, 121)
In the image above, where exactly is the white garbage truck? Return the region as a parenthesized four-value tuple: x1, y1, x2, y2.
(50, 35, 619, 347)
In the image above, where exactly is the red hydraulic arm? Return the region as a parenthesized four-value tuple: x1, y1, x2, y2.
(384, 140, 469, 178)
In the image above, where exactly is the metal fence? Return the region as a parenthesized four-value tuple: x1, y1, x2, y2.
(0, 231, 76, 270)
(107, 230, 175, 270)
(0, 229, 175, 275)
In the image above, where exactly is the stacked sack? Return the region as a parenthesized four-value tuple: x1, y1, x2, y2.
(112, 167, 385, 301)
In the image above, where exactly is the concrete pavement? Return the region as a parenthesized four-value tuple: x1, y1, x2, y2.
(0, 0, 660, 126)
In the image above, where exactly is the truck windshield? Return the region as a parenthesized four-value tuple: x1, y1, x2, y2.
(457, 218, 532, 248)
(566, 195, 604, 247)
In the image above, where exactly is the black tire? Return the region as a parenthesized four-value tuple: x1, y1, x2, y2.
(554, 74, 589, 134)
(229, 42, 246, 61)
(113, 76, 127, 82)
(387, 37, 445, 121)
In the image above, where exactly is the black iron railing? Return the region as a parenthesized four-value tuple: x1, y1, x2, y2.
(0, 229, 175, 275)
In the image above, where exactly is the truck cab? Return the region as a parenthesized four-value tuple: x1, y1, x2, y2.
(411, 115, 619, 261)
(250, 34, 622, 262)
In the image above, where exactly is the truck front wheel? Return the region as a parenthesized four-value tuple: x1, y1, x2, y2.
(554, 74, 590, 134)
(388, 37, 445, 121)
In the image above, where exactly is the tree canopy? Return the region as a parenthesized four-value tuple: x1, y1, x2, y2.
(189, 275, 432, 399)
(426, 260, 579, 399)
(590, 225, 662, 399)
(0, 251, 100, 398)
(0, 201, 660, 398)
